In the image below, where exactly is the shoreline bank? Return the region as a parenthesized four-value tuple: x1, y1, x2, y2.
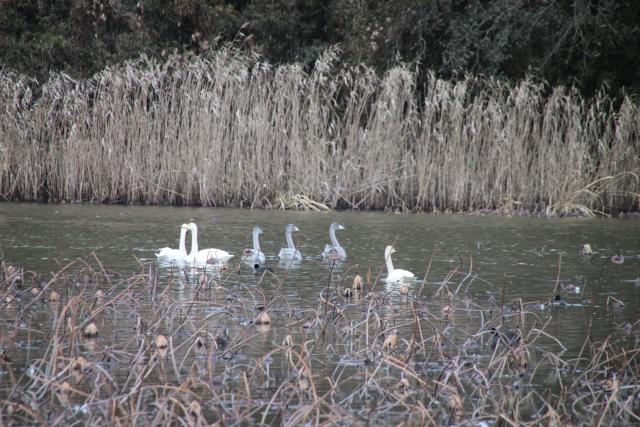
(2, 200, 639, 218)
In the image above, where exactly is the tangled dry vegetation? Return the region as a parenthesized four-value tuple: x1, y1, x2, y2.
(0, 254, 638, 426)
(0, 48, 639, 215)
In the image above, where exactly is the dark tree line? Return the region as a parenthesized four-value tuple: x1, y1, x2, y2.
(1, 0, 639, 96)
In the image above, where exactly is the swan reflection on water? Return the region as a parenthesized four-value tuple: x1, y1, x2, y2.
(278, 257, 302, 270)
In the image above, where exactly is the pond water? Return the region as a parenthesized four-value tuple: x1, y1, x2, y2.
(0, 202, 639, 424)
(2, 203, 638, 317)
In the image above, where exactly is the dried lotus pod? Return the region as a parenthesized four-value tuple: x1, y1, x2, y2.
(83, 322, 98, 338)
(156, 334, 169, 349)
(383, 330, 398, 351)
(352, 274, 363, 291)
(255, 310, 271, 325)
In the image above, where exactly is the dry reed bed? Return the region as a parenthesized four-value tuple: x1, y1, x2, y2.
(0, 48, 639, 214)
(0, 255, 638, 426)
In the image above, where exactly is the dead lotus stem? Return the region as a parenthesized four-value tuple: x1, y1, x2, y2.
(3, 252, 639, 424)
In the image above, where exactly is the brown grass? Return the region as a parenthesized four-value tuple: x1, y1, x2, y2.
(0, 48, 638, 214)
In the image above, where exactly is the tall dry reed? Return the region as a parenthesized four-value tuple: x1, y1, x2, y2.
(0, 48, 638, 214)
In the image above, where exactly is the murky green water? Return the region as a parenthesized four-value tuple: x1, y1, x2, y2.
(0, 203, 638, 422)
(2, 203, 638, 296)
(2, 203, 639, 341)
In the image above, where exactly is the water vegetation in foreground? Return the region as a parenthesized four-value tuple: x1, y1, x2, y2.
(0, 48, 639, 215)
(0, 253, 639, 425)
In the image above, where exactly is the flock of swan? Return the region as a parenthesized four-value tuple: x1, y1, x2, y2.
(156, 222, 416, 284)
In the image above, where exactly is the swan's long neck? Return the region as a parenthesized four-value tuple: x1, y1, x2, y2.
(329, 226, 341, 248)
(285, 231, 295, 250)
(385, 251, 394, 273)
(179, 228, 187, 254)
(189, 225, 198, 255)
(253, 229, 261, 252)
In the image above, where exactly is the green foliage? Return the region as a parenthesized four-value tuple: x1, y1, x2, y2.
(0, 1, 639, 95)
(245, 0, 328, 64)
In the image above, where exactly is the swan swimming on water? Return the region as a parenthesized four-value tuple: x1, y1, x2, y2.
(156, 223, 190, 262)
(243, 226, 266, 265)
(278, 224, 302, 261)
(322, 222, 346, 259)
(384, 245, 415, 284)
(186, 222, 234, 268)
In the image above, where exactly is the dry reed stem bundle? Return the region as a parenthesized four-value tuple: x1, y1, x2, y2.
(0, 49, 638, 214)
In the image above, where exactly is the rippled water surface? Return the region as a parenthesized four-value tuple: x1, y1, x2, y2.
(2, 203, 638, 297)
(1, 203, 639, 423)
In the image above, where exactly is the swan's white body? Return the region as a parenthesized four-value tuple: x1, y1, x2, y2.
(243, 226, 266, 265)
(278, 224, 302, 261)
(156, 224, 190, 262)
(186, 223, 234, 268)
(322, 222, 346, 259)
(384, 245, 415, 284)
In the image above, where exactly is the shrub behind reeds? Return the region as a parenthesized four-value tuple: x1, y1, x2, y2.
(1, 49, 638, 214)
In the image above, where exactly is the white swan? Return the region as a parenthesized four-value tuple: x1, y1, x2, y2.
(243, 226, 266, 265)
(186, 223, 234, 268)
(156, 223, 190, 262)
(384, 245, 415, 284)
(322, 222, 346, 259)
(278, 224, 302, 261)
